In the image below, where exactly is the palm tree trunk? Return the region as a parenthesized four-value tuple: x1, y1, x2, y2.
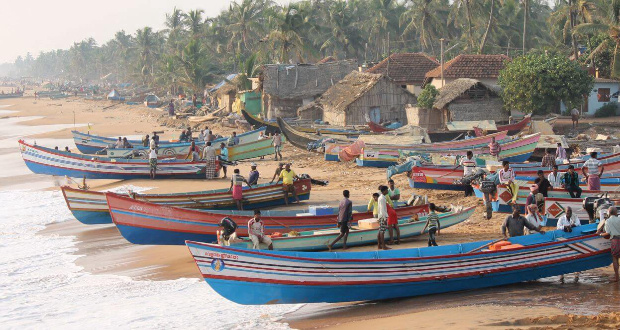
(613, 42, 620, 79)
(479, 0, 495, 54)
(465, 0, 474, 52)
(569, 0, 579, 60)
(522, 0, 528, 55)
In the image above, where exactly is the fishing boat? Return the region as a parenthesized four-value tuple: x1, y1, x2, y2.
(407, 156, 620, 191)
(62, 179, 312, 225)
(106, 134, 282, 161)
(186, 223, 611, 305)
(230, 207, 474, 251)
(19, 140, 205, 180)
(356, 133, 540, 168)
(0, 91, 24, 99)
(106, 192, 428, 245)
(243, 109, 365, 137)
(473, 185, 619, 225)
(368, 116, 531, 141)
(71, 127, 265, 154)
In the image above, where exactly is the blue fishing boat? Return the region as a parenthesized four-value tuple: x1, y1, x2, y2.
(71, 127, 266, 154)
(186, 224, 611, 305)
(19, 140, 205, 180)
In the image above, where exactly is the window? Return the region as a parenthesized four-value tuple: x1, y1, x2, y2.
(598, 88, 611, 102)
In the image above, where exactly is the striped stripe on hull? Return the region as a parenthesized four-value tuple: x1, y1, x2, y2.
(106, 192, 429, 245)
(186, 224, 610, 304)
(61, 179, 313, 225)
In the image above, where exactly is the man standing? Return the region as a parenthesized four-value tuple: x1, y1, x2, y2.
(556, 143, 567, 163)
(556, 206, 581, 232)
(152, 132, 160, 148)
(278, 163, 300, 205)
(142, 134, 150, 147)
(270, 163, 285, 183)
(571, 108, 580, 129)
(489, 137, 502, 160)
(582, 152, 605, 190)
(218, 217, 238, 246)
(562, 165, 582, 198)
(247, 210, 273, 250)
(541, 148, 556, 168)
(548, 165, 563, 189)
(202, 141, 217, 179)
(602, 207, 620, 282)
(229, 168, 251, 210)
(502, 208, 545, 238)
(272, 130, 283, 161)
(168, 99, 175, 116)
(458, 151, 477, 197)
(421, 203, 440, 246)
(248, 163, 260, 186)
(376, 186, 390, 250)
(149, 148, 158, 179)
(328, 190, 353, 251)
(219, 142, 229, 178)
(387, 179, 401, 201)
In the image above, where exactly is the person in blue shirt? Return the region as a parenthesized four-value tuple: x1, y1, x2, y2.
(248, 163, 260, 185)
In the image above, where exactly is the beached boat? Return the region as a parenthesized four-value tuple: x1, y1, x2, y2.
(243, 109, 364, 137)
(19, 140, 205, 180)
(407, 155, 620, 191)
(186, 223, 610, 305)
(230, 207, 474, 251)
(356, 133, 540, 168)
(71, 127, 266, 154)
(106, 191, 428, 245)
(62, 179, 313, 225)
(106, 134, 281, 161)
(0, 91, 24, 99)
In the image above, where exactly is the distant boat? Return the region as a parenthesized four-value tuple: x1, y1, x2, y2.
(62, 179, 313, 225)
(103, 187, 431, 245)
(19, 140, 205, 180)
(230, 207, 474, 251)
(186, 223, 611, 305)
(71, 127, 266, 154)
(242, 109, 366, 137)
(0, 91, 23, 99)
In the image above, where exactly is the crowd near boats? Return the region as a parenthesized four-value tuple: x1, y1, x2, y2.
(19, 112, 620, 306)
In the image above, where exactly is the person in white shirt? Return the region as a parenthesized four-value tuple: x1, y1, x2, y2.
(582, 151, 605, 190)
(149, 148, 157, 179)
(547, 165, 564, 189)
(377, 186, 390, 250)
(457, 151, 477, 197)
(556, 206, 581, 231)
(526, 204, 545, 234)
(247, 210, 273, 250)
(498, 161, 518, 205)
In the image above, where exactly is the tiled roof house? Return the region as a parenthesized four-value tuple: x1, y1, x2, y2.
(424, 54, 510, 89)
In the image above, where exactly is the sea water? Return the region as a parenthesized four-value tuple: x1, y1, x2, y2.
(0, 107, 297, 329)
(0, 190, 297, 329)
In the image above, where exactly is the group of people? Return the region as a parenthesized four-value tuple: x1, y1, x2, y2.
(114, 137, 133, 149)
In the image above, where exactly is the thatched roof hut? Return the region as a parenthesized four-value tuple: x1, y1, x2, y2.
(433, 78, 506, 122)
(299, 71, 417, 126)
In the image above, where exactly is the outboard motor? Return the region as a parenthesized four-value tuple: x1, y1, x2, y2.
(456, 169, 497, 219)
(583, 194, 614, 223)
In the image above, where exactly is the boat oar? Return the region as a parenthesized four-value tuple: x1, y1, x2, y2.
(466, 237, 506, 253)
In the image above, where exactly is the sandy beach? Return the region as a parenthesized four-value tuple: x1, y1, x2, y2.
(3, 95, 620, 329)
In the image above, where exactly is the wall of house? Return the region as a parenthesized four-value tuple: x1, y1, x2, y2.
(299, 106, 323, 122)
(447, 98, 507, 122)
(405, 105, 444, 131)
(263, 95, 304, 119)
(332, 80, 416, 126)
(559, 82, 620, 116)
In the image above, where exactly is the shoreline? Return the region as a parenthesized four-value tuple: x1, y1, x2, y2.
(3, 95, 620, 329)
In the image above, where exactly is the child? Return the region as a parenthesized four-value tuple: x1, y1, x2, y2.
(421, 203, 440, 246)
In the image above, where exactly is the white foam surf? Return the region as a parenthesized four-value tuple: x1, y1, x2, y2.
(0, 190, 296, 329)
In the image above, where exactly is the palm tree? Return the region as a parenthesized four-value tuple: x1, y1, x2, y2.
(320, 1, 364, 59)
(267, 4, 313, 63)
(449, 0, 475, 52)
(400, 0, 448, 55)
(178, 39, 217, 93)
(574, 0, 620, 77)
(165, 7, 185, 52)
(134, 27, 158, 85)
(227, 0, 273, 53)
(185, 9, 205, 39)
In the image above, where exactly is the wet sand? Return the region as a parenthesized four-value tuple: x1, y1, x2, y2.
(4, 95, 620, 329)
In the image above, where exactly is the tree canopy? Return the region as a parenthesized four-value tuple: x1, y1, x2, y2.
(498, 53, 594, 114)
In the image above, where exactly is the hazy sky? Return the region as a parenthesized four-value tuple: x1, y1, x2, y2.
(0, 0, 288, 64)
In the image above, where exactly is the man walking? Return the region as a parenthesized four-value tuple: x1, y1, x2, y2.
(272, 130, 283, 161)
(377, 186, 390, 250)
(421, 203, 440, 246)
(328, 190, 353, 251)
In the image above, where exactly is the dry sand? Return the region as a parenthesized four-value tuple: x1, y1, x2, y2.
(4, 95, 620, 329)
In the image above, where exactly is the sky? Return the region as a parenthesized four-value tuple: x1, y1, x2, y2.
(0, 0, 289, 64)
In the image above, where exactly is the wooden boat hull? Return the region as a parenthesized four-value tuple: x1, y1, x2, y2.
(106, 134, 281, 161)
(357, 134, 540, 168)
(186, 224, 610, 304)
(107, 191, 428, 245)
(20, 140, 205, 180)
(62, 180, 313, 225)
(72, 127, 265, 154)
(0, 92, 24, 99)
(231, 207, 474, 251)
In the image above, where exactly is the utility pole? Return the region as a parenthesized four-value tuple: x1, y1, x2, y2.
(387, 32, 390, 79)
(440, 38, 445, 88)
